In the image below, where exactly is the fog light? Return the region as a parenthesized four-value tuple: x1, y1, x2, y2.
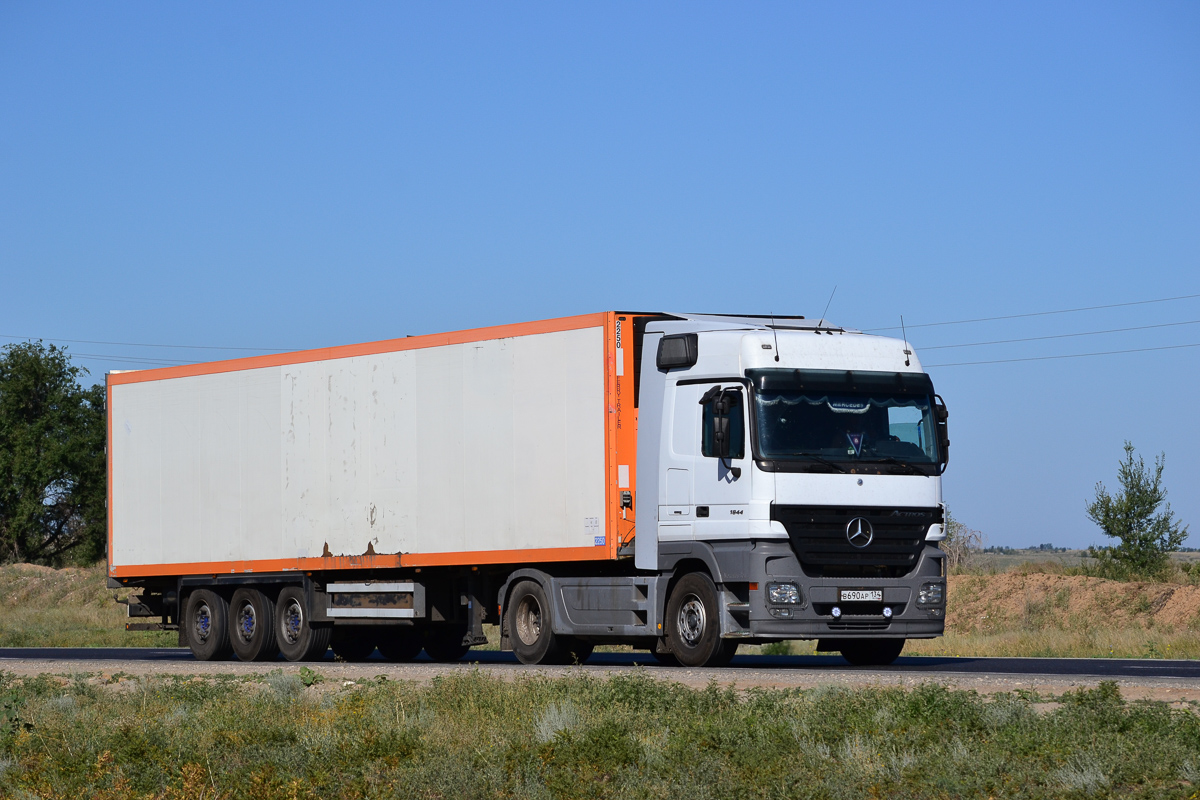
(882, 606, 893, 619)
(767, 582, 801, 605)
(831, 606, 842, 619)
(918, 582, 944, 605)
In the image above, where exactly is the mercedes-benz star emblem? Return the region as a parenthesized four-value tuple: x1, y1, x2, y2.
(846, 517, 874, 548)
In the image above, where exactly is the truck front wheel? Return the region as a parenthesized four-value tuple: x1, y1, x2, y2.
(839, 638, 905, 666)
(185, 589, 233, 661)
(275, 587, 332, 662)
(665, 573, 738, 668)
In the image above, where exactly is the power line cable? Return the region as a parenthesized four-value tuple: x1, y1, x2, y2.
(920, 319, 1200, 351)
(865, 292, 1200, 333)
(71, 353, 195, 367)
(0, 334, 292, 352)
(924, 342, 1200, 367)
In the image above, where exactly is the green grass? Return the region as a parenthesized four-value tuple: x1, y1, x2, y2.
(0, 670, 1196, 799)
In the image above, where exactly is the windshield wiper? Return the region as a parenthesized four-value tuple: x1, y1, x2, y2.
(788, 454, 848, 473)
(863, 456, 926, 476)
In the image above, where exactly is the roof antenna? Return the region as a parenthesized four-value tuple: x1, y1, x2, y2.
(900, 315, 912, 367)
(770, 312, 780, 362)
(818, 285, 837, 332)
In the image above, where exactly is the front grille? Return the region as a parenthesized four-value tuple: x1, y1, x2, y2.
(772, 505, 941, 578)
(827, 620, 892, 631)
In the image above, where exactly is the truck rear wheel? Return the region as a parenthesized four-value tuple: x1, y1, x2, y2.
(275, 586, 331, 662)
(229, 588, 279, 662)
(507, 580, 573, 665)
(423, 626, 471, 662)
(665, 573, 738, 668)
(331, 628, 377, 662)
(185, 589, 233, 661)
(839, 638, 905, 666)
(378, 629, 424, 662)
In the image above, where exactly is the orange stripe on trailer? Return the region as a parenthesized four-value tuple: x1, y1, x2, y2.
(107, 312, 609, 386)
(109, 545, 615, 579)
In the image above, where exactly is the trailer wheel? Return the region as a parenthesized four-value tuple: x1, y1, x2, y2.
(185, 589, 233, 661)
(229, 588, 279, 662)
(664, 573, 738, 668)
(506, 580, 574, 665)
(423, 626, 471, 662)
(331, 628, 377, 662)
(839, 638, 905, 666)
(275, 587, 331, 662)
(377, 629, 424, 662)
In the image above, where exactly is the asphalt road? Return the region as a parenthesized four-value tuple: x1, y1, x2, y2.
(1, 647, 1196, 681)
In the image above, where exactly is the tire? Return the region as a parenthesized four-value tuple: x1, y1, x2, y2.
(331, 628, 377, 662)
(229, 588, 279, 662)
(650, 647, 679, 666)
(185, 589, 233, 661)
(275, 586, 332, 662)
(377, 629, 424, 662)
(506, 580, 575, 665)
(664, 572, 739, 668)
(558, 637, 594, 665)
(839, 638, 905, 666)
(423, 626, 471, 662)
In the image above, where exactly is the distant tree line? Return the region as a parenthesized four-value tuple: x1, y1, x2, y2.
(0, 341, 106, 565)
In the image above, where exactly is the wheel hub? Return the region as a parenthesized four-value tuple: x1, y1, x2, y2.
(194, 603, 211, 643)
(237, 603, 256, 642)
(283, 601, 303, 645)
(515, 596, 542, 646)
(677, 595, 706, 646)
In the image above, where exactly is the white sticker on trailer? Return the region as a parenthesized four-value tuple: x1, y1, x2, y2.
(615, 318, 624, 376)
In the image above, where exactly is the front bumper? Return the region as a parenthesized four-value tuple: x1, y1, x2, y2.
(724, 542, 946, 640)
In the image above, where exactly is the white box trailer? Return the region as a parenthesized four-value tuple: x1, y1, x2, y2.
(110, 312, 950, 667)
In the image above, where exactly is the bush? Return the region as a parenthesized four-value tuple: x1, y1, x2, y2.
(1086, 442, 1188, 580)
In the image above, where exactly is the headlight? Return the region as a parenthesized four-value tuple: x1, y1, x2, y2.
(767, 582, 800, 605)
(917, 582, 944, 605)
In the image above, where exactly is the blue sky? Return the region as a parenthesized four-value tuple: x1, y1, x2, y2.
(2, 3, 1197, 548)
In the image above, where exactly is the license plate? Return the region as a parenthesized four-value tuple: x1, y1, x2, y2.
(840, 589, 882, 602)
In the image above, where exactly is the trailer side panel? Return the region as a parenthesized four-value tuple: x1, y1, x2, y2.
(110, 324, 607, 576)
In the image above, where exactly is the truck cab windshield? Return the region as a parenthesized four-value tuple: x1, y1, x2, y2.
(746, 368, 940, 471)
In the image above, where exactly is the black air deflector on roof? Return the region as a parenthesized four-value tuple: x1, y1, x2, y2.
(747, 368, 933, 395)
(657, 333, 698, 371)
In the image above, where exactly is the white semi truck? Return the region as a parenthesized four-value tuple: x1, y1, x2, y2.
(108, 312, 949, 667)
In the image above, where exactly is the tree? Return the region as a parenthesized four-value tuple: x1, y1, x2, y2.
(0, 341, 106, 564)
(1086, 441, 1188, 579)
(942, 508, 984, 571)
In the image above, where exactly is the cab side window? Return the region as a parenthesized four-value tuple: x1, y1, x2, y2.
(701, 388, 745, 459)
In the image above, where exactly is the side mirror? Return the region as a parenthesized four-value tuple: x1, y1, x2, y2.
(934, 394, 950, 470)
(700, 386, 737, 460)
(711, 415, 731, 458)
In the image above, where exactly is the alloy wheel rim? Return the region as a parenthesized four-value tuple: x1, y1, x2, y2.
(515, 595, 542, 646)
(678, 595, 706, 646)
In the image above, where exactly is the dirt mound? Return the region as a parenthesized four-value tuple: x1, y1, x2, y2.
(947, 572, 1200, 634)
